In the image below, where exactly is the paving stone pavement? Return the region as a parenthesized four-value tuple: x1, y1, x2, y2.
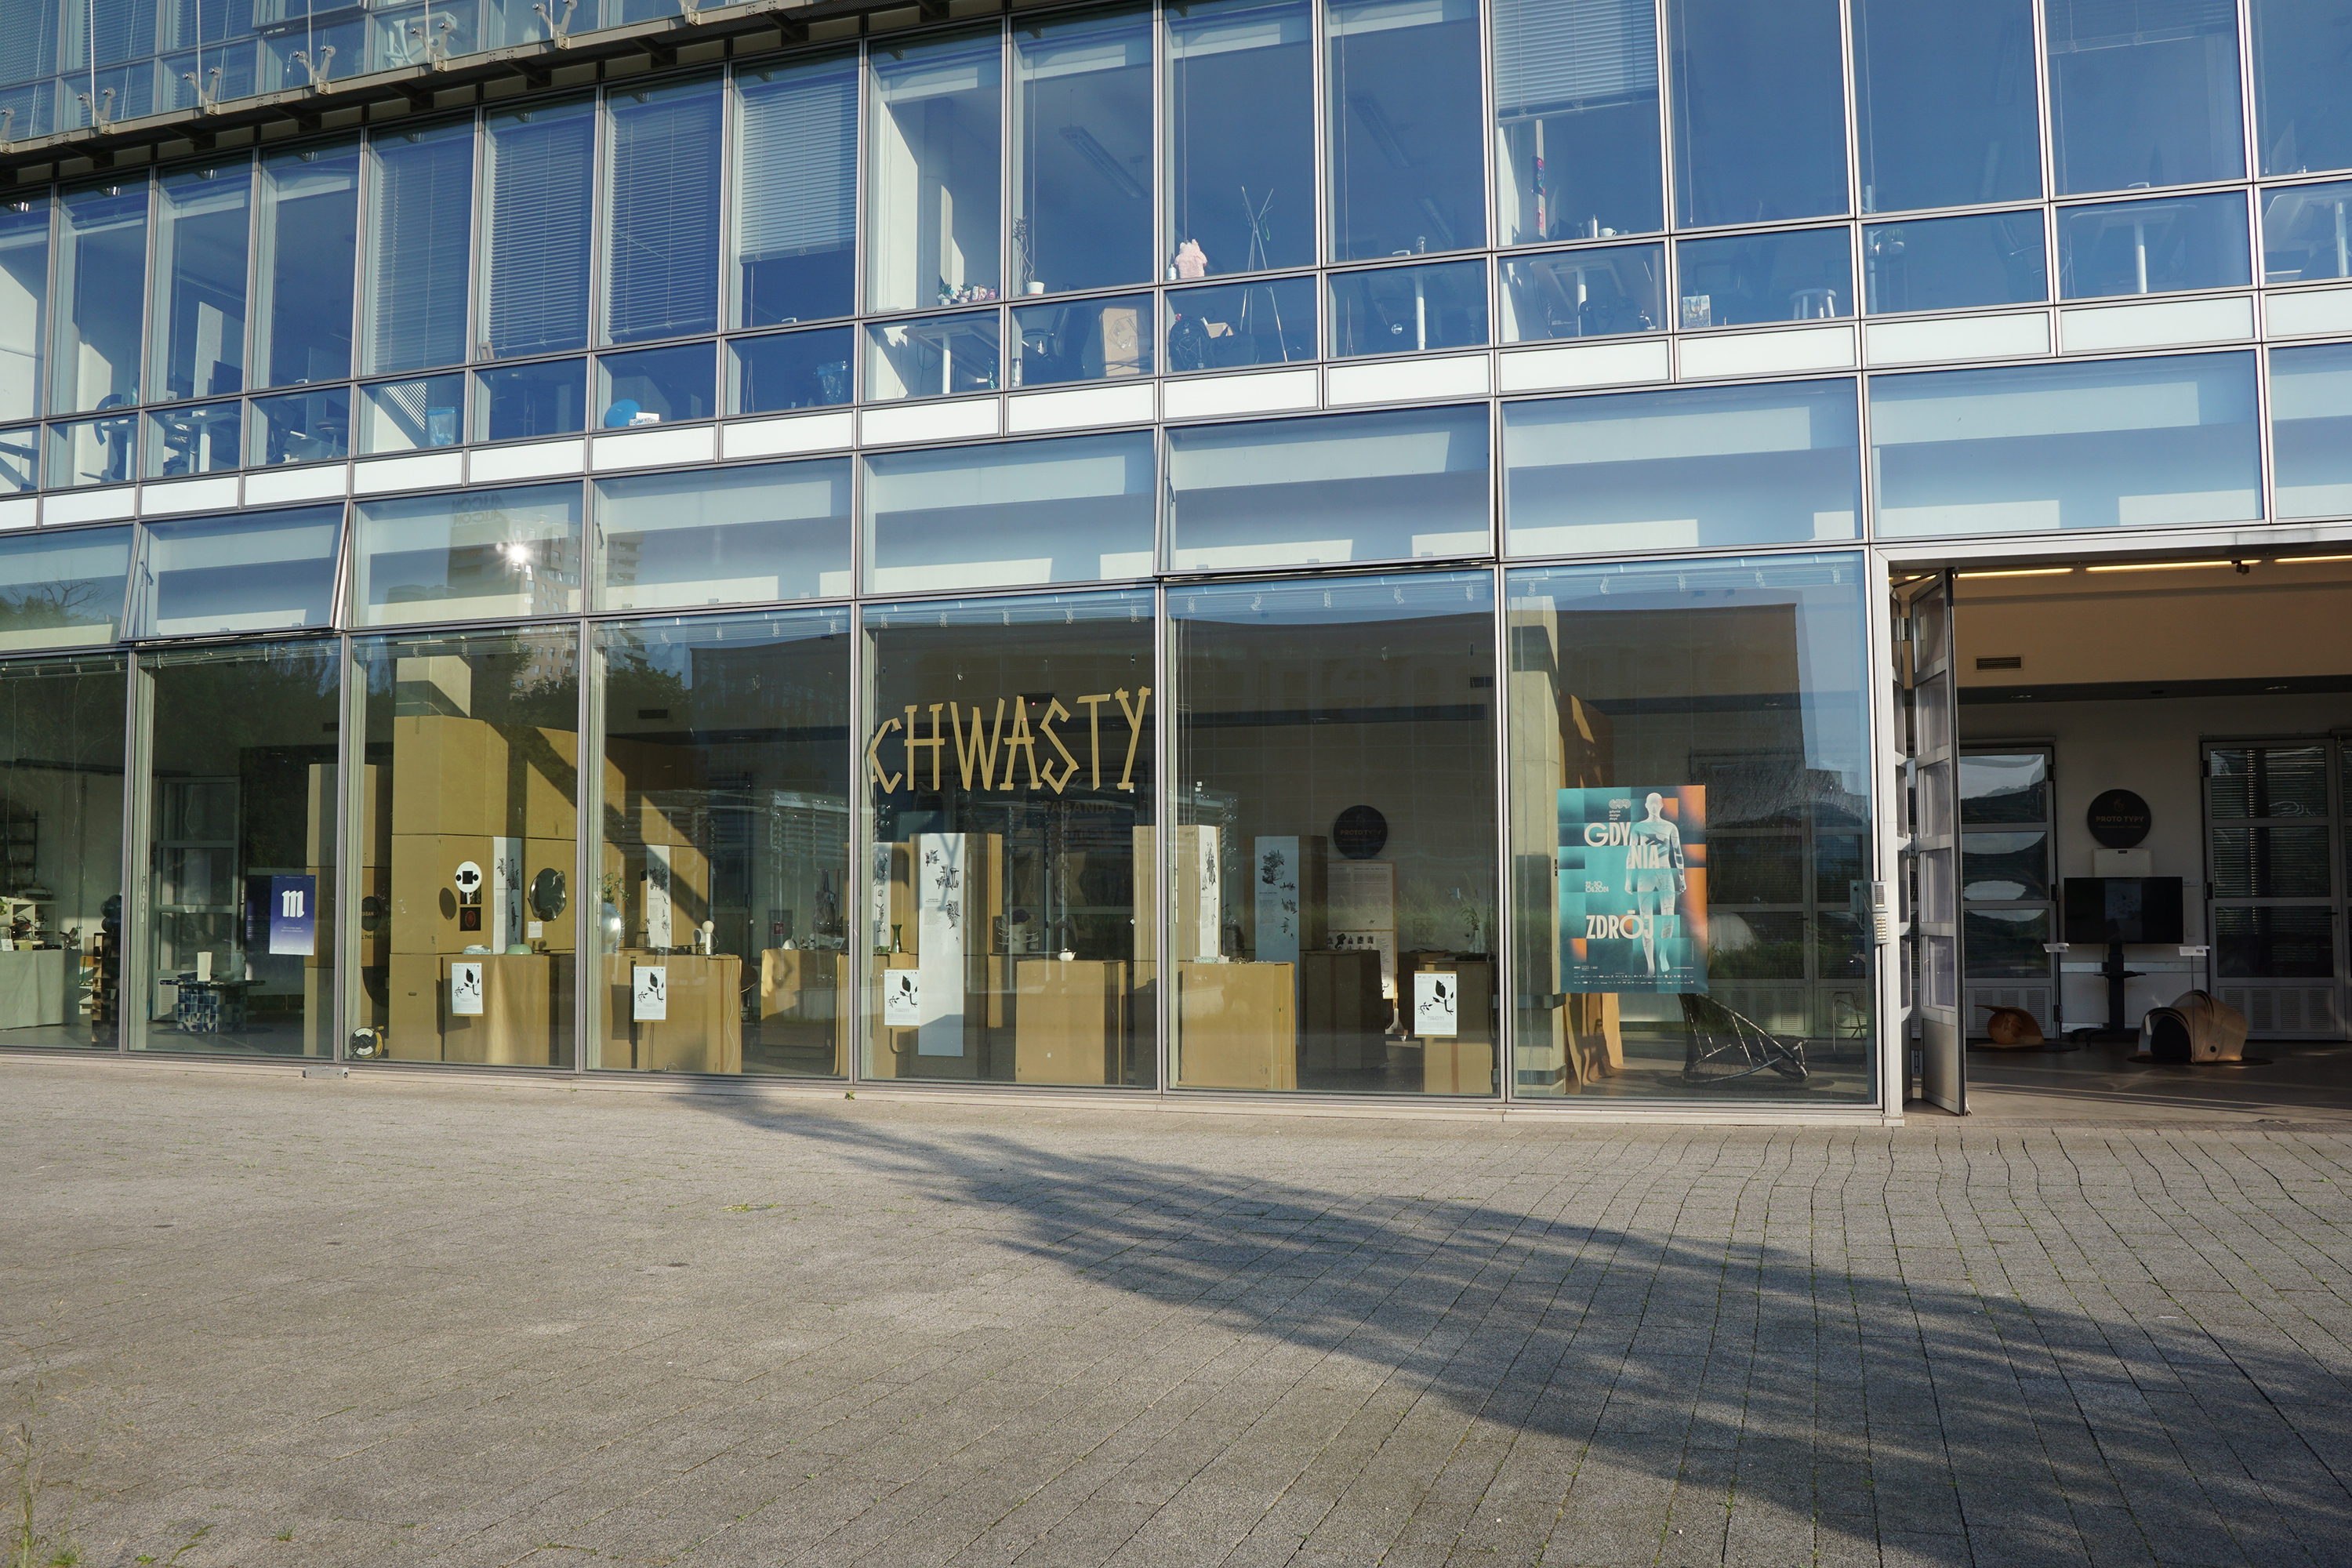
(3, 1059, 2350, 1568)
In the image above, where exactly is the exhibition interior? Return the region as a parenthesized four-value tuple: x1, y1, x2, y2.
(0, 0, 2349, 1118)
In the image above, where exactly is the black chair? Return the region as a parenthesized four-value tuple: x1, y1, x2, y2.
(1679, 992, 1809, 1086)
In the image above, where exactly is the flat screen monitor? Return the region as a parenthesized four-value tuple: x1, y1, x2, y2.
(2061, 877, 2184, 945)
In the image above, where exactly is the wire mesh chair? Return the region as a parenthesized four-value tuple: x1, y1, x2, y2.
(1679, 993, 1809, 1086)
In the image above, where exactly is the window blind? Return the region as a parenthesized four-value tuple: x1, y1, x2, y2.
(735, 59, 855, 265)
(607, 80, 720, 345)
(482, 103, 593, 358)
(1492, 0, 1656, 118)
(365, 127, 471, 376)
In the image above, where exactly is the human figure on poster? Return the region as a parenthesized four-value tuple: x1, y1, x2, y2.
(1622, 792, 1686, 978)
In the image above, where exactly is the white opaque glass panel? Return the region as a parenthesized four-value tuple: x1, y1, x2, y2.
(1871, 352, 2260, 536)
(864, 429, 1154, 591)
(2270, 341, 2352, 520)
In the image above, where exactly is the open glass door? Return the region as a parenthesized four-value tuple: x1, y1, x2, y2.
(1896, 573, 1962, 1112)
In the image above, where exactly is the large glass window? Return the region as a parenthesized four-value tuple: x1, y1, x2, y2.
(1327, 0, 1486, 261)
(1013, 5, 1153, 296)
(1500, 244, 1663, 342)
(1853, 0, 2040, 214)
(130, 505, 340, 639)
(145, 402, 241, 479)
(1674, 227, 1853, 328)
(597, 343, 716, 427)
(50, 180, 147, 414)
(481, 96, 595, 359)
(1171, 570, 1495, 1094)
(1013, 292, 1156, 386)
(862, 588, 1156, 1087)
(1164, 276, 1316, 370)
(0, 655, 125, 1049)
(596, 457, 852, 610)
(864, 430, 1153, 593)
(868, 27, 1004, 314)
(361, 118, 474, 376)
(605, 74, 720, 347)
(350, 626, 581, 1069)
(1167, 404, 1489, 572)
(1870, 353, 2261, 536)
(2261, 178, 2352, 284)
(350, 483, 584, 626)
(357, 374, 463, 454)
(593, 611, 851, 1076)
(0, 528, 130, 651)
(1492, 0, 1662, 245)
(735, 53, 858, 328)
(864, 310, 1001, 401)
(0, 198, 48, 423)
(0, 427, 33, 493)
(2045, 0, 2245, 195)
(136, 641, 339, 1059)
(250, 387, 350, 467)
(1166, 0, 1315, 275)
(2270, 341, 2352, 519)
(731, 326, 855, 414)
(255, 140, 358, 389)
(2057, 192, 2251, 298)
(2253, 0, 2352, 176)
(476, 358, 586, 441)
(148, 163, 252, 404)
(1864, 212, 2048, 314)
(1669, 0, 1847, 228)
(1505, 379, 1860, 557)
(1330, 260, 1487, 357)
(1505, 553, 1875, 1102)
(50, 412, 136, 488)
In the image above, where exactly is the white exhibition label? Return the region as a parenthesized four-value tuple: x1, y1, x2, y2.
(449, 960, 485, 1016)
(632, 964, 667, 1022)
(1413, 971, 1460, 1037)
(881, 968, 923, 1025)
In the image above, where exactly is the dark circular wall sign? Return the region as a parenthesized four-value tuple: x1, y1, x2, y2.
(2086, 789, 2152, 848)
(1333, 805, 1388, 860)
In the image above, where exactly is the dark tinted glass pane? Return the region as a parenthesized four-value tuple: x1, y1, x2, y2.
(2252, 0, 2352, 176)
(1675, 227, 1853, 328)
(1815, 833, 1866, 906)
(1964, 907, 2051, 978)
(598, 343, 717, 426)
(731, 327, 855, 414)
(1708, 910, 1806, 980)
(477, 359, 586, 442)
(1168, 0, 1316, 274)
(1959, 752, 2047, 822)
(1864, 212, 2048, 314)
(2208, 745, 2328, 818)
(1962, 831, 2049, 902)
(1670, 0, 1847, 227)
(1709, 834, 1805, 904)
(2216, 905, 2336, 978)
(2045, 0, 2246, 194)
(1329, 260, 1487, 356)
(1327, 0, 1486, 260)
(2212, 825, 2333, 898)
(1853, 0, 2040, 213)
(1165, 276, 1318, 370)
(2057, 192, 2251, 299)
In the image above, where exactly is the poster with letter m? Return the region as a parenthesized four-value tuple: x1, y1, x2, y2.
(1557, 786, 1708, 993)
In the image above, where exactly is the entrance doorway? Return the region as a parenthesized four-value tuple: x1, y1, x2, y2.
(1889, 546, 2352, 1120)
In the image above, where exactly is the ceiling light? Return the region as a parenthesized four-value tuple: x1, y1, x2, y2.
(1959, 567, 2074, 578)
(2082, 560, 2240, 572)
(2277, 553, 2352, 564)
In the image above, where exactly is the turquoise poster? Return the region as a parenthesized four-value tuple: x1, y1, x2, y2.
(1557, 786, 1708, 993)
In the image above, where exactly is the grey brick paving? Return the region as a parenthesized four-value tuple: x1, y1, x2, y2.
(3, 1061, 2351, 1566)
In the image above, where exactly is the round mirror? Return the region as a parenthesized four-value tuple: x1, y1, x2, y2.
(530, 867, 568, 922)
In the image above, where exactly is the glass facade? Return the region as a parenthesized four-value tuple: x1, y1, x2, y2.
(0, 0, 2350, 1116)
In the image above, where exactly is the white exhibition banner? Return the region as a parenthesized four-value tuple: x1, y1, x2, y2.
(449, 960, 485, 1017)
(632, 964, 667, 1022)
(1254, 836, 1304, 964)
(492, 835, 523, 949)
(1190, 825, 1222, 959)
(644, 843, 674, 950)
(915, 832, 967, 1056)
(1413, 970, 1460, 1037)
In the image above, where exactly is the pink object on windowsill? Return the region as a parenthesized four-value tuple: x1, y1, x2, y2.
(1173, 240, 1209, 280)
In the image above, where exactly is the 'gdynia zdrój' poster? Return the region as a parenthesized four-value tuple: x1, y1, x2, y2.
(1556, 786, 1708, 993)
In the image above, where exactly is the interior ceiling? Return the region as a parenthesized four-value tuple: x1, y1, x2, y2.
(1952, 553, 2352, 702)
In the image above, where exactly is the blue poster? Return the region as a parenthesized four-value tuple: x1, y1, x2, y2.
(1556, 786, 1708, 993)
(245, 874, 318, 958)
